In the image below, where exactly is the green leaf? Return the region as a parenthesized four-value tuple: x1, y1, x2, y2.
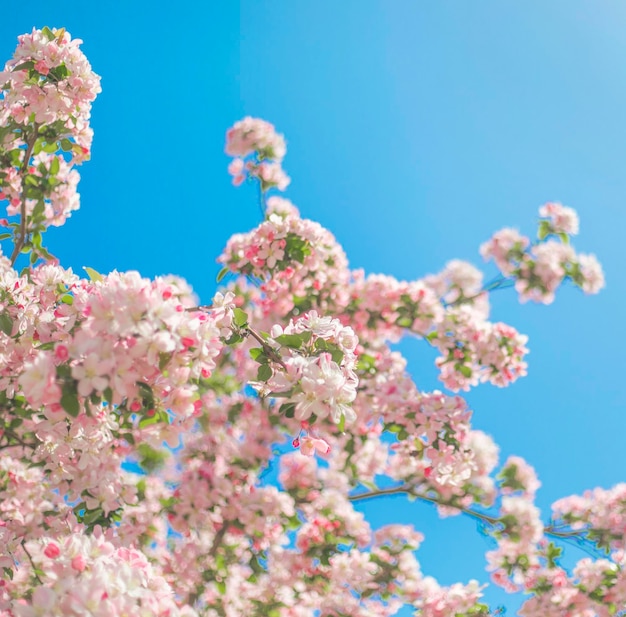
(249, 347, 267, 362)
(60, 294, 73, 305)
(356, 353, 376, 372)
(275, 333, 306, 349)
(395, 316, 413, 328)
(537, 220, 551, 241)
(41, 26, 56, 41)
(83, 266, 103, 282)
(0, 233, 11, 241)
(60, 384, 80, 418)
(103, 387, 113, 404)
(257, 364, 273, 381)
(137, 382, 155, 409)
(279, 402, 296, 418)
(137, 443, 167, 473)
(49, 156, 60, 175)
(158, 352, 173, 371)
(216, 266, 229, 283)
(0, 312, 12, 336)
(338, 413, 346, 433)
(224, 332, 243, 345)
(60, 138, 73, 152)
(458, 365, 472, 378)
(232, 307, 248, 328)
(12, 60, 35, 71)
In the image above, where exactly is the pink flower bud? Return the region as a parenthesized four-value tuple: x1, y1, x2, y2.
(44, 542, 61, 558)
(71, 555, 86, 572)
(54, 345, 69, 362)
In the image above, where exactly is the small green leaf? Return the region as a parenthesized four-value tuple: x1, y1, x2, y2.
(356, 353, 376, 372)
(83, 266, 103, 282)
(0, 312, 12, 336)
(216, 266, 229, 283)
(158, 352, 173, 371)
(395, 316, 413, 328)
(249, 347, 266, 362)
(0, 233, 11, 241)
(279, 402, 296, 418)
(41, 26, 56, 41)
(458, 365, 472, 378)
(49, 156, 60, 175)
(537, 220, 551, 241)
(224, 332, 243, 345)
(275, 333, 306, 349)
(60, 385, 80, 418)
(233, 307, 248, 328)
(338, 413, 346, 433)
(12, 60, 35, 71)
(60, 138, 73, 152)
(257, 364, 273, 381)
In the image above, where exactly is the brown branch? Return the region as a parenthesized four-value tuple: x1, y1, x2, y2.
(209, 524, 228, 558)
(0, 429, 38, 450)
(245, 326, 287, 369)
(20, 541, 43, 584)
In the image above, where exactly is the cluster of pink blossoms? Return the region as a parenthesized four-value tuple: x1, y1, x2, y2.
(4, 532, 196, 617)
(0, 27, 100, 255)
(480, 202, 604, 304)
(226, 117, 290, 190)
(0, 27, 100, 131)
(551, 484, 626, 551)
(219, 196, 351, 316)
(257, 310, 359, 437)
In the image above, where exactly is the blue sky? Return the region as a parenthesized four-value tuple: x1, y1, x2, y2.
(2, 2, 626, 613)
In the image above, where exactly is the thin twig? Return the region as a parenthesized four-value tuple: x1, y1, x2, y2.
(348, 484, 598, 544)
(10, 128, 39, 266)
(20, 541, 43, 585)
(209, 524, 228, 558)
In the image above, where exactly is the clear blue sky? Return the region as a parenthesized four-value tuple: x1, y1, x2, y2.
(2, 2, 625, 613)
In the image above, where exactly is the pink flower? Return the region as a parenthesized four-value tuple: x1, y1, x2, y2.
(299, 436, 331, 457)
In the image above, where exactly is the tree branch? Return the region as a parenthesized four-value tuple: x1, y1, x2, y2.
(245, 326, 287, 369)
(10, 128, 39, 266)
(349, 484, 592, 542)
(20, 541, 43, 585)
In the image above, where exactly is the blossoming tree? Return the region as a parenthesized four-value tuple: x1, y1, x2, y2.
(0, 27, 620, 617)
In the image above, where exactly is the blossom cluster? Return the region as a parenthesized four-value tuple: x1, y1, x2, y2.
(0, 28, 101, 262)
(219, 197, 351, 316)
(5, 532, 196, 617)
(480, 203, 605, 304)
(551, 484, 626, 552)
(225, 116, 290, 191)
(250, 310, 359, 448)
